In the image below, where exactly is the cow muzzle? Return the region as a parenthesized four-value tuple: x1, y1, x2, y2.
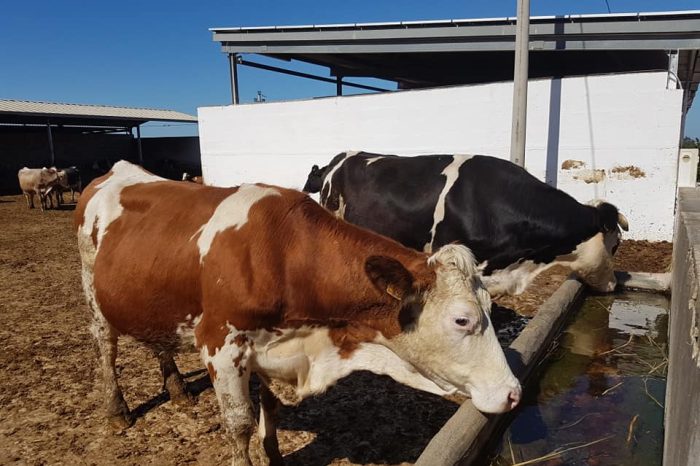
(470, 380, 522, 414)
(587, 275, 617, 293)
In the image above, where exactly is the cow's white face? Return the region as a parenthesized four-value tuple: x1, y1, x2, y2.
(569, 231, 619, 292)
(385, 245, 521, 413)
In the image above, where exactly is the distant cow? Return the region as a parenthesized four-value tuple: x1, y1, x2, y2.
(76, 160, 521, 464)
(182, 172, 203, 184)
(304, 152, 629, 296)
(55, 166, 82, 203)
(17, 167, 61, 211)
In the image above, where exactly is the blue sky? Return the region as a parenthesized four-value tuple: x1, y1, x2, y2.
(1, 0, 698, 138)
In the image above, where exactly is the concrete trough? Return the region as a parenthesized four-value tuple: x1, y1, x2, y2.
(416, 277, 585, 465)
(416, 269, 671, 466)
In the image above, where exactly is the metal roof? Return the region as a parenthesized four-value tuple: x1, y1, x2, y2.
(0, 99, 198, 127)
(212, 10, 700, 110)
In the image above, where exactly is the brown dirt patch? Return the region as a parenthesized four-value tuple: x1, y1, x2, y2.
(614, 239, 672, 273)
(0, 194, 673, 465)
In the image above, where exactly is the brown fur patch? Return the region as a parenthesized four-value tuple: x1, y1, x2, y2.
(206, 362, 217, 381)
(78, 166, 438, 379)
(328, 322, 381, 358)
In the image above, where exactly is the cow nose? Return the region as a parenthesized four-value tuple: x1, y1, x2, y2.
(507, 388, 521, 410)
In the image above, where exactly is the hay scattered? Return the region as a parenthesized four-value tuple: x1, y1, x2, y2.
(601, 381, 624, 396)
(507, 434, 516, 464)
(600, 334, 634, 356)
(626, 414, 639, 444)
(555, 413, 596, 430)
(643, 377, 664, 409)
(509, 435, 614, 466)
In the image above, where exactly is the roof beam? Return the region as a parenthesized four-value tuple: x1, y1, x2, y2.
(215, 16, 700, 54)
(238, 58, 391, 92)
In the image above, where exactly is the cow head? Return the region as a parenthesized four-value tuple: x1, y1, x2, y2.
(303, 164, 327, 193)
(56, 169, 70, 189)
(570, 201, 629, 292)
(366, 244, 521, 413)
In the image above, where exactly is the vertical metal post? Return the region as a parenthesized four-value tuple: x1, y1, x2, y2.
(229, 53, 240, 104)
(336, 75, 343, 96)
(136, 125, 143, 166)
(510, 0, 530, 167)
(46, 121, 55, 166)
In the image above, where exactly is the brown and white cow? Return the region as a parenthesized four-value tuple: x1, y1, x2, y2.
(75, 160, 520, 465)
(17, 167, 61, 211)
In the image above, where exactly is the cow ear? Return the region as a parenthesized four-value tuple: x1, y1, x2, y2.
(365, 256, 415, 301)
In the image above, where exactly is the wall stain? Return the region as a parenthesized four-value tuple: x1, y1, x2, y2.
(561, 160, 585, 170)
(573, 169, 606, 184)
(611, 165, 646, 179)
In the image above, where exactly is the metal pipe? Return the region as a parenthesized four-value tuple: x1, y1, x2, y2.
(136, 125, 143, 166)
(336, 75, 343, 96)
(510, 0, 530, 167)
(239, 59, 390, 93)
(46, 121, 55, 166)
(229, 53, 240, 104)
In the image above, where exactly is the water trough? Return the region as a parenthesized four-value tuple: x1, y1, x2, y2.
(417, 187, 700, 465)
(416, 272, 672, 466)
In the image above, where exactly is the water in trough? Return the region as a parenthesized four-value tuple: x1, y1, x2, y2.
(487, 291, 669, 466)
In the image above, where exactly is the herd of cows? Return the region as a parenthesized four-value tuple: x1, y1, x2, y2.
(17, 166, 81, 210)
(20, 152, 629, 464)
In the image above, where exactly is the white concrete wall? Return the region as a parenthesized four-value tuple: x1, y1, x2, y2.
(198, 71, 683, 240)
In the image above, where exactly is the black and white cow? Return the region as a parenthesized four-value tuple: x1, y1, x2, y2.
(303, 151, 629, 296)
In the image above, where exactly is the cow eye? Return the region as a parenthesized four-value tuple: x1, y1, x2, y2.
(455, 317, 470, 327)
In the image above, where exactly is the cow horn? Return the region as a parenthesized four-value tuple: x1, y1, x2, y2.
(617, 212, 629, 231)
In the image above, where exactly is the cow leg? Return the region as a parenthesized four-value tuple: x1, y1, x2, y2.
(92, 317, 133, 428)
(258, 383, 283, 466)
(155, 351, 193, 405)
(24, 193, 33, 209)
(203, 346, 255, 466)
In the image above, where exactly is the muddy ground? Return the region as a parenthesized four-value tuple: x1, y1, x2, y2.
(0, 195, 672, 465)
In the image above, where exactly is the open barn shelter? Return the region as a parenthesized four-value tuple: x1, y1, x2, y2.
(200, 10, 700, 241)
(0, 99, 199, 194)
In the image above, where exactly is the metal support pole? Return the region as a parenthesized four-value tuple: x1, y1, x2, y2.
(229, 53, 240, 105)
(46, 121, 55, 166)
(336, 75, 343, 96)
(136, 125, 143, 166)
(510, 0, 530, 167)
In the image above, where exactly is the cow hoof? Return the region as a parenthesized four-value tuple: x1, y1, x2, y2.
(107, 412, 134, 430)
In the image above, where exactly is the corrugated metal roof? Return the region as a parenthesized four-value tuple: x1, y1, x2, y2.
(0, 99, 197, 123)
(211, 10, 700, 110)
(210, 10, 700, 33)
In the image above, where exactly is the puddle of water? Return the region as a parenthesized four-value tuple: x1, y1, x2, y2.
(487, 291, 669, 466)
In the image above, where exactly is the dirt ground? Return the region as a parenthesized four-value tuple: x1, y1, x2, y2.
(0, 194, 673, 465)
